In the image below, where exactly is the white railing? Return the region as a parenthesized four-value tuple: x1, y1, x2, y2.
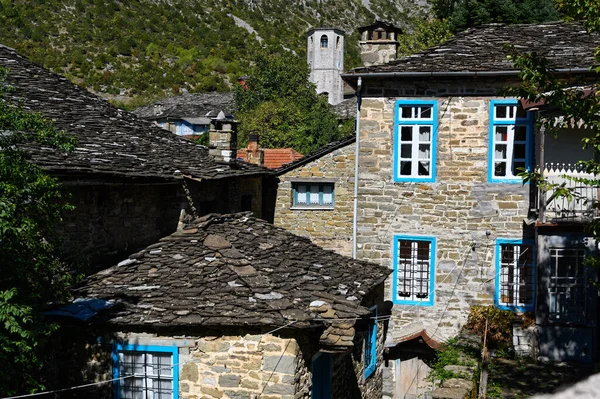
(541, 163, 599, 222)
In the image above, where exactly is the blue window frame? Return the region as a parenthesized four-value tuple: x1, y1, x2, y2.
(311, 352, 332, 399)
(364, 306, 377, 379)
(488, 100, 534, 183)
(394, 100, 438, 182)
(113, 343, 179, 399)
(292, 182, 334, 209)
(392, 235, 436, 306)
(495, 238, 535, 312)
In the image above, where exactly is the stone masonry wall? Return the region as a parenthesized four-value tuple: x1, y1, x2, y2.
(182, 334, 301, 399)
(357, 78, 533, 343)
(58, 183, 185, 268)
(274, 143, 356, 256)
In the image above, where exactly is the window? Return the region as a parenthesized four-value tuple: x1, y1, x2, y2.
(392, 235, 436, 305)
(363, 306, 377, 379)
(320, 35, 328, 48)
(549, 248, 588, 324)
(311, 352, 332, 399)
(495, 239, 535, 312)
(489, 100, 533, 182)
(394, 100, 438, 182)
(113, 344, 179, 399)
(292, 183, 334, 209)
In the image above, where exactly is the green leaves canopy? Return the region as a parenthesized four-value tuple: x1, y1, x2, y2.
(234, 50, 345, 155)
(0, 67, 76, 395)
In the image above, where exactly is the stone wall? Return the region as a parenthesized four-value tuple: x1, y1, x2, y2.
(182, 333, 301, 399)
(274, 143, 356, 256)
(58, 183, 186, 268)
(58, 176, 266, 270)
(356, 78, 533, 342)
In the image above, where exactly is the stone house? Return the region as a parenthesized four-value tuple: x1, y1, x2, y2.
(49, 213, 391, 399)
(275, 21, 599, 397)
(0, 44, 276, 268)
(133, 92, 234, 138)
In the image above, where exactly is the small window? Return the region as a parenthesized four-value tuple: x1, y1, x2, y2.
(394, 101, 438, 182)
(393, 236, 435, 305)
(113, 344, 179, 399)
(336, 36, 341, 49)
(364, 306, 377, 379)
(489, 100, 533, 182)
(292, 183, 334, 209)
(495, 239, 535, 312)
(320, 34, 328, 48)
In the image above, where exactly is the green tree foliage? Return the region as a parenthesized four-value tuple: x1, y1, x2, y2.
(397, 17, 454, 57)
(234, 49, 344, 154)
(431, 0, 559, 32)
(0, 67, 76, 395)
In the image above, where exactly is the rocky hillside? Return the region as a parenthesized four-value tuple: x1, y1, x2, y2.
(0, 0, 428, 107)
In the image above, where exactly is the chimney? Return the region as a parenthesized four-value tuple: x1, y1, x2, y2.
(208, 111, 237, 163)
(246, 134, 263, 166)
(358, 21, 401, 67)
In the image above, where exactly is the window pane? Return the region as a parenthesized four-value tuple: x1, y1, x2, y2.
(495, 162, 506, 176)
(496, 105, 508, 119)
(400, 126, 412, 141)
(397, 240, 431, 302)
(495, 126, 508, 141)
(495, 144, 507, 160)
(419, 106, 432, 119)
(401, 107, 413, 119)
(513, 161, 526, 174)
(309, 185, 320, 204)
(322, 185, 333, 204)
(419, 126, 431, 142)
(516, 107, 527, 119)
(514, 125, 528, 141)
(513, 144, 526, 159)
(400, 144, 412, 158)
(400, 161, 412, 175)
(296, 185, 307, 204)
(153, 353, 172, 377)
(418, 144, 430, 160)
(418, 161, 430, 176)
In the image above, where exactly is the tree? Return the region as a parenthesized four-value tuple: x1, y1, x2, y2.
(431, 0, 559, 32)
(0, 67, 77, 395)
(234, 49, 344, 154)
(397, 17, 454, 57)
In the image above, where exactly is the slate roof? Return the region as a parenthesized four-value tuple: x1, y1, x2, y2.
(237, 148, 303, 169)
(344, 21, 599, 77)
(276, 135, 356, 175)
(0, 45, 265, 181)
(74, 213, 390, 332)
(133, 92, 234, 121)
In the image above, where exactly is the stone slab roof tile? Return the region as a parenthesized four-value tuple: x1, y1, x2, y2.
(344, 21, 599, 76)
(133, 92, 234, 120)
(75, 213, 390, 332)
(0, 44, 266, 181)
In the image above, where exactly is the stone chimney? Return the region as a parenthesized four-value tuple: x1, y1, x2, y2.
(358, 21, 402, 67)
(208, 111, 237, 163)
(246, 134, 263, 166)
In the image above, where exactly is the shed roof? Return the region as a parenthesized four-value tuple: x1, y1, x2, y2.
(344, 21, 599, 78)
(0, 45, 264, 181)
(74, 213, 390, 332)
(133, 92, 234, 121)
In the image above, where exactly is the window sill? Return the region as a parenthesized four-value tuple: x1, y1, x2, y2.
(394, 177, 435, 183)
(291, 206, 334, 211)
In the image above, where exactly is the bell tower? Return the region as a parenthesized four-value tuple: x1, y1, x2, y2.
(307, 27, 344, 105)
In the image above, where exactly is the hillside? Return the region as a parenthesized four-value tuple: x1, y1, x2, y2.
(0, 0, 428, 107)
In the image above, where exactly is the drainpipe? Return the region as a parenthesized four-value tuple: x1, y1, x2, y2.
(352, 77, 362, 259)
